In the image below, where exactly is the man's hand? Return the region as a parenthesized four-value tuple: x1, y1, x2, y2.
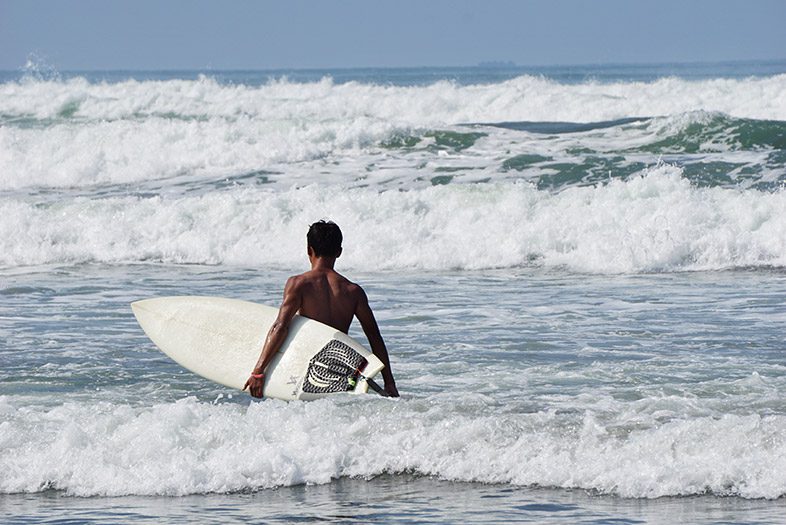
(243, 373, 265, 398)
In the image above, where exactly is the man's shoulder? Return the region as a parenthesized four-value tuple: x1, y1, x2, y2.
(343, 278, 368, 302)
(318, 270, 366, 297)
(283, 272, 314, 293)
(285, 273, 307, 286)
(331, 271, 363, 292)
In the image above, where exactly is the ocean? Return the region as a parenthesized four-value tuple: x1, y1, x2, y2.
(1, 62, 785, 524)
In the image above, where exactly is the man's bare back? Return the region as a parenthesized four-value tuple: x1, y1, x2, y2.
(243, 221, 398, 399)
(290, 268, 361, 334)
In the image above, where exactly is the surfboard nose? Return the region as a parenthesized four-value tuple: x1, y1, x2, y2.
(131, 297, 184, 320)
(131, 297, 158, 312)
(130, 298, 147, 315)
(131, 297, 188, 338)
(131, 297, 162, 324)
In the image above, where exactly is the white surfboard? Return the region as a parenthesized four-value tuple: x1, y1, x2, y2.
(131, 296, 385, 401)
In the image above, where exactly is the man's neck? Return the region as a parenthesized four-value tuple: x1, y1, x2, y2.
(310, 256, 337, 271)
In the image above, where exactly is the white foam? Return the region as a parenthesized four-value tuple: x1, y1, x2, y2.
(3, 74, 785, 124)
(0, 396, 783, 498)
(2, 167, 784, 273)
(1, 74, 785, 189)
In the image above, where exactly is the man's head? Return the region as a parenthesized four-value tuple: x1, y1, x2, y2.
(307, 220, 343, 258)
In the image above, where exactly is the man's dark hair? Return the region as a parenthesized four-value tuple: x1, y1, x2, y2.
(307, 220, 343, 257)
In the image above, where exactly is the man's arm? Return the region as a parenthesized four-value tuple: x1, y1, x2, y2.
(244, 277, 302, 398)
(355, 287, 399, 397)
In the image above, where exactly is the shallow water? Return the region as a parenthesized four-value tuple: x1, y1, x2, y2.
(2, 264, 785, 507)
(2, 477, 785, 525)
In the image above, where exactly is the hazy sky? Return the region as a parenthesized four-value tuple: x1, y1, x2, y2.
(1, 0, 784, 70)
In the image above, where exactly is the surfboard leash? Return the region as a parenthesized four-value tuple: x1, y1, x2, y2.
(363, 377, 390, 397)
(349, 366, 389, 397)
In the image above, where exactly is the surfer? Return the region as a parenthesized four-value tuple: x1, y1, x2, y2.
(244, 220, 399, 398)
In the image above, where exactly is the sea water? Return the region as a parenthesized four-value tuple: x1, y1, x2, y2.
(1, 62, 785, 524)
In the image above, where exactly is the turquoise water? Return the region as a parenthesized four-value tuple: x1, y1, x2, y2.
(2, 62, 786, 523)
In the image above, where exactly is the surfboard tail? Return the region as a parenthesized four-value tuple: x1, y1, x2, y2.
(299, 339, 385, 398)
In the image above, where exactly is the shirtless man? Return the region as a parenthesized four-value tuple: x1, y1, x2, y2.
(243, 220, 399, 398)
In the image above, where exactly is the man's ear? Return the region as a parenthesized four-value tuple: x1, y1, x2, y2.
(336, 247, 343, 258)
(307, 245, 314, 257)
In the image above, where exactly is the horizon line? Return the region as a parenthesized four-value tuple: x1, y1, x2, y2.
(3, 57, 786, 74)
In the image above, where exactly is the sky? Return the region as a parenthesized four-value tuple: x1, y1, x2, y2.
(1, 0, 784, 71)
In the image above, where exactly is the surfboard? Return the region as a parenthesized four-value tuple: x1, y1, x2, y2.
(131, 296, 385, 401)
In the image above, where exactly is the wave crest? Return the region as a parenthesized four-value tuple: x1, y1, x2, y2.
(2, 167, 784, 273)
(1, 396, 783, 498)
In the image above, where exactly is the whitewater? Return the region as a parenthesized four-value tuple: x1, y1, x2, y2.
(1, 63, 785, 524)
